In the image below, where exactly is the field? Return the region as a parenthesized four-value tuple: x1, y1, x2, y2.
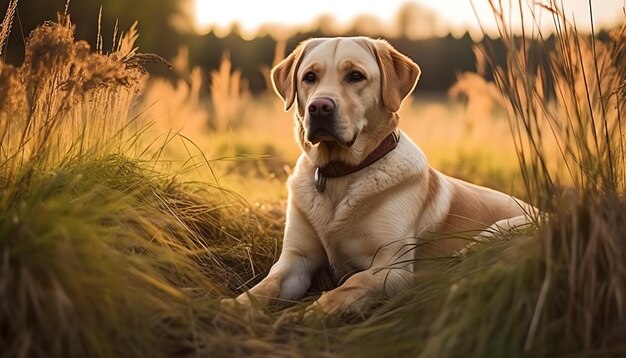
(1, 1, 626, 357)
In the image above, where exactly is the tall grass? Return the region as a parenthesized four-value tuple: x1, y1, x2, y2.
(475, 0, 626, 353)
(478, 1, 626, 202)
(0, 13, 281, 357)
(209, 53, 251, 131)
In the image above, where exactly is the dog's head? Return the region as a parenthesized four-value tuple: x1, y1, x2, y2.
(271, 37, 420, 164)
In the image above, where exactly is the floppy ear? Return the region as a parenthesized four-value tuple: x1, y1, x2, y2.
(370, 40, 421, 113)
(271, 41, 308, 111)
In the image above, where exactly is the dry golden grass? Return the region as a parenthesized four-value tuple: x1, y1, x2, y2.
(476, 0, 626, 352)
(0, 16, 144, 181)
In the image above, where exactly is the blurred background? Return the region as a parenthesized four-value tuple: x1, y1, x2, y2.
(2, 0, 621, 93)
(2, 0, 623, 199)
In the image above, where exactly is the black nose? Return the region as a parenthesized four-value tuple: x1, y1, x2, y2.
(308, 97, 336, 118)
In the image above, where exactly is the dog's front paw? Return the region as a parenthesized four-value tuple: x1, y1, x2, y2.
(310, 290, 353, 313)
(219, 297, 240, 310)
(302, 303, 326, 325)
(220, 292, 252, 309)
(302, 291, 345, 323)
(302, 289, 371, 324)
(220, 293, 269, 321)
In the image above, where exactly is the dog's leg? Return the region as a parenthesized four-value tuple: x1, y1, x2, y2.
(229, 205, 326, 307)
(305, 267, 412, 316)
(478, 214, 535, 240)
(455, 214, 536, 257)
(306, 239, 416, 316)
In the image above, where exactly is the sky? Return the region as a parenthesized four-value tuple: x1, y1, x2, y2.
(194, 0, 625, 38)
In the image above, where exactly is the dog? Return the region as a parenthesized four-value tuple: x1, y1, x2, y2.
(225, 37, 534, 315)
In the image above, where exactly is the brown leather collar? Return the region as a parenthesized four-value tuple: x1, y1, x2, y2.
(314, 130, 400, 192)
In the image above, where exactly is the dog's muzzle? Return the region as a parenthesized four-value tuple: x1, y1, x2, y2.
(306, 97, 356, 147)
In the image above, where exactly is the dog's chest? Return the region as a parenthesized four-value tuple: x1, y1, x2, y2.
(312, 194, 380, 274)
(293, 175, 399, 273)
(300, 176, 366, 234)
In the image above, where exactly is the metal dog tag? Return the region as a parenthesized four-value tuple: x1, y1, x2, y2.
(314, 167, 326, 193)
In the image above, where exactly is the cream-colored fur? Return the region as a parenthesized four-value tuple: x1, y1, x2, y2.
(224, 37, 534, 315)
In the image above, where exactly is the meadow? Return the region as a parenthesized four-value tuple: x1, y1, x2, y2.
(1, 1, 625, 357)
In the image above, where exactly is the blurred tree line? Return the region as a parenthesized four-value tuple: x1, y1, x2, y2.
(1, 0, 185, 62)
(188, 30, 485, 94)
(2, 0, 512, 94)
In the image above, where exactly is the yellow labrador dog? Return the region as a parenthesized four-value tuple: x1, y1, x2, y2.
(227, 37, 533, 314)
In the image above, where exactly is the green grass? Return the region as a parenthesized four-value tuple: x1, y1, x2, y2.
(1, 2, 626, 357)
(0, 16, 281, 356)
(0, 150, 285, 357)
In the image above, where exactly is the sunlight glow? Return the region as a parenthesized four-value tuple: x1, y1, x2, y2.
(194, 0, 625, 39)
(194, 0, 401, 38)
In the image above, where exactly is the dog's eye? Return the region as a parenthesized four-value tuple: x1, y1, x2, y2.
(347, 71, 366, 83)
(303, 72, 317, 83)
